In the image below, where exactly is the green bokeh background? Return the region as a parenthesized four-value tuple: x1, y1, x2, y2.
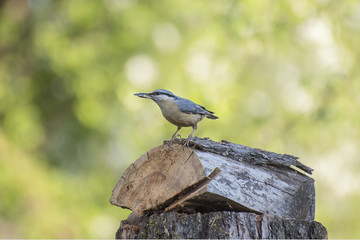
(1, 0, 360, 238)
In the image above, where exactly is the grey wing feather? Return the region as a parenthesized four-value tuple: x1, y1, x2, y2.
(175, 98, 214, 115)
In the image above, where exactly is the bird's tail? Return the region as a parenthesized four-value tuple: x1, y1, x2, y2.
(206, 114, 218, 120)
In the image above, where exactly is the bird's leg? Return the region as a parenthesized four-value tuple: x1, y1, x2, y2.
(171, 126, 182, 140)
(168, 126, 181, 147)
(184, 124, 197, 148)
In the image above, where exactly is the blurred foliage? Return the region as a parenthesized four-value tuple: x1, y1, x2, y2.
(0, 0, 360, 238)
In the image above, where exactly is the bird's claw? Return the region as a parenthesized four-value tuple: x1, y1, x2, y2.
(167, 140, 174, 149)
(183, 138, 192, 149)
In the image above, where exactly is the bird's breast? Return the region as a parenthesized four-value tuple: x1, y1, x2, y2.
(155, 100, 203, 127)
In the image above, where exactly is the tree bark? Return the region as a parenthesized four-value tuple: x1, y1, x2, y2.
(116, 211, 328, 239)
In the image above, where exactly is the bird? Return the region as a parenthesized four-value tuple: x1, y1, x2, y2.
(134, 89, 218, 147)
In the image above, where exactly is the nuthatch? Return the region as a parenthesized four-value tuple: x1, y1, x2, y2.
(134, 89, 218, 147)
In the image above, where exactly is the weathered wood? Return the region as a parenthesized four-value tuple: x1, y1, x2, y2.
(116, 211, 328, 239)
(110, 138, 315, 221)
(181, 137, 313, 174)
(110, 144, 212, 214)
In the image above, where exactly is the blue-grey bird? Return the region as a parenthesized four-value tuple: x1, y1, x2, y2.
(134, 89, 218, 147)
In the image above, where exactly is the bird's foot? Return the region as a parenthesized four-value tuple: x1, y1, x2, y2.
(167, 134, 182, 149)
(167, 134, 179, 149)
(167, 139, 174, 149)
(183, 138, 192, 149)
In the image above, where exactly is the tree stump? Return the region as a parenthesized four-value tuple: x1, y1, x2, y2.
(110, 137, 327, 239)
(116, 212, 327, 239)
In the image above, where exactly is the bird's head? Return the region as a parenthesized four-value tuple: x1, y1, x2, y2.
(134, 89, 176, 102)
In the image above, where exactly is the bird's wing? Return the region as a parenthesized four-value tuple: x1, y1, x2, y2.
(175, 98, 214, 115)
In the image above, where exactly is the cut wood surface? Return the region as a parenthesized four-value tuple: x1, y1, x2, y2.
(116, 211, 328, 239)
(110, 138, 315, 221)
(110, 144, 213, 214)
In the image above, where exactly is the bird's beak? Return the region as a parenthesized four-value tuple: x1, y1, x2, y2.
(134, 92, 152, 99)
